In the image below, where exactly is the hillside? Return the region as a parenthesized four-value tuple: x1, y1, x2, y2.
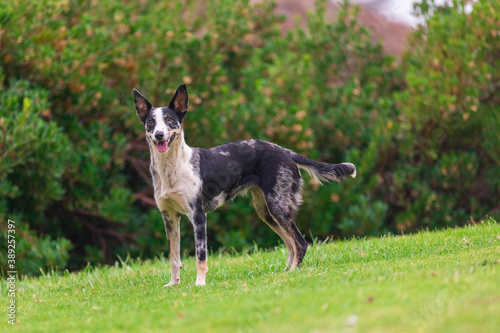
(2, 219, 499, 332)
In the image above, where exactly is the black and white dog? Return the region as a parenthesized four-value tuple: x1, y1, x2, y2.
(133, 84, 356, 286)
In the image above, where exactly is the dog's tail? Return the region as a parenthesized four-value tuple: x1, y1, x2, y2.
(291, 153, 356, 184)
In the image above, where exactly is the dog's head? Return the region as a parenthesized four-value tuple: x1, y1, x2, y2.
(133, 84, 188, 154)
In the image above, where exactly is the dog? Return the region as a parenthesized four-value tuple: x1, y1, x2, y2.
(133, 84, 356, 286)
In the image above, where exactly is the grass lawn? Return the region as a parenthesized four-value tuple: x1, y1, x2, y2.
(2, 218, 499, 332)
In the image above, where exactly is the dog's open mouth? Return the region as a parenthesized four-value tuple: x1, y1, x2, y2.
(155, 141, 169, 153)
(155, 135, 176, 153)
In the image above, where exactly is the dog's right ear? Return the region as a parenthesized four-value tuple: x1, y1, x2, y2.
(133, 89, 152, 122)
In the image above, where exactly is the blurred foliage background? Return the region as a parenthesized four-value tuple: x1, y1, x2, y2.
(0, 0, 498, 275)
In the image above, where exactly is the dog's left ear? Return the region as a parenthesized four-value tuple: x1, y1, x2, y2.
(168, 84, 188, 120)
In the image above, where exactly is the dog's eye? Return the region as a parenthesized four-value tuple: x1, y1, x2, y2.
(167, 118, 175, 126)
(148, 120, 154, 126)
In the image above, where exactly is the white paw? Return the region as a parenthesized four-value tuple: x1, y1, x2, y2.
(195, 279, 206, 286)
(163, 279, 180, 287)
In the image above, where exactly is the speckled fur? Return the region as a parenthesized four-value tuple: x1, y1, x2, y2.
(133, 85, 356, 286)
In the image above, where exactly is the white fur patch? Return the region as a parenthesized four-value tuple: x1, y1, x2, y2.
(241, 139, 256, 148)
(212, 192, 226, 209)
(152, 108, 168, 138)
(150, 131, 202, 215)
(297, 164, 323, 184)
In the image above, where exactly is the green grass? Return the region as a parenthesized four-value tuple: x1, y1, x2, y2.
(2, 219, 500, 332)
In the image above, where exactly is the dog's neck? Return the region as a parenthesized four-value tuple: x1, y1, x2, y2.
(148, 129, 192, 177)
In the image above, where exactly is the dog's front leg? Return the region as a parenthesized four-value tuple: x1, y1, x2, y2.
(162, 210, 182, 287)
(190, 210, 208, 286)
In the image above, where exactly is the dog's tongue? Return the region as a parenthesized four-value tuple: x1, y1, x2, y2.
(156, 141, 168, 153)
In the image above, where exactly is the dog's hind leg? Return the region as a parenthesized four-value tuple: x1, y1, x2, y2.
(287, 220, 308, 270)
(260, 165, 308, 270)
(162, 210, 183, 287)
(264, 192, 308, 271)
(251, 187, 295, 269)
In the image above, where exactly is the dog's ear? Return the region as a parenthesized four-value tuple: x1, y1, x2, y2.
(168, 84, 188, 120)
(133, 89, 152, 121)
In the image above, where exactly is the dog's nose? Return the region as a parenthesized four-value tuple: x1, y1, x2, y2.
(155, 131, 164, 141)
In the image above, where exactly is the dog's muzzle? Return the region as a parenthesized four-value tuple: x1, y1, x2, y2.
(154, 134, 176, 153)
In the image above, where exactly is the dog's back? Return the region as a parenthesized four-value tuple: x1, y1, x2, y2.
(192, 140, 298, 211)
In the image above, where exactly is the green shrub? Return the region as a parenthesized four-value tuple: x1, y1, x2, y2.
(0, 219, 72, 275)
(0, 74, 73, 274)
(0, 0, 498, 274)
(388, 0, 500, 232)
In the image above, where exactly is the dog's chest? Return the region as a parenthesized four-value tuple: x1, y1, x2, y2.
(152, 151, 201, 214)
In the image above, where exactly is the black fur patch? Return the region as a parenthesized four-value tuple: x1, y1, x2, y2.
(191, 209, 207, 262)
(161, 107, 182, 126)
(192, 140, 301, 213)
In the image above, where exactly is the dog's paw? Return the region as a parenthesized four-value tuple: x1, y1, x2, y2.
(163, 279, 180, 287)
(195, 279, 206, 286)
